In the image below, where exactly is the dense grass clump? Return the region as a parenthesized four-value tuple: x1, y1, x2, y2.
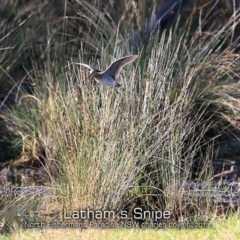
(1, 0, 240, 223)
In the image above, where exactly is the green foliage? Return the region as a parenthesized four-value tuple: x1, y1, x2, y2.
(1, 0, 240, 220)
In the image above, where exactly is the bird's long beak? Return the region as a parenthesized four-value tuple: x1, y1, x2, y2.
(87, 71, 94, 79)
(87, 70, 100, 79)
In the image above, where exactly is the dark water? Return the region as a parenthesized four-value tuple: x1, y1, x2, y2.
(0, 158, 240, 234)
(0, 166, 54, 234)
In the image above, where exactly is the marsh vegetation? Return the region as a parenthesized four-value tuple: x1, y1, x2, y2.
(0, 0, 240, 235)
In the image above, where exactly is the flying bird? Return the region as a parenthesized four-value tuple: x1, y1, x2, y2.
(75, 55, 138, 88)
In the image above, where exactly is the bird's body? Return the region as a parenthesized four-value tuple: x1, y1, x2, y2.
(75, 55, 138, 88)
(94, 75, 121, 87)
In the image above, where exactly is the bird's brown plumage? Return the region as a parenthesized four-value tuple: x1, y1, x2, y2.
(103, 55, 139, 79)
(74, 55, 138, 87)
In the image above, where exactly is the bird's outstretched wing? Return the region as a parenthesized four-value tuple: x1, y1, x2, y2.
(103, 55, 138, 79)
(74, 63, 99, 71)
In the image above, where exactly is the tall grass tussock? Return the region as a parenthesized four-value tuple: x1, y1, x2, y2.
(1, 0, 240, 225)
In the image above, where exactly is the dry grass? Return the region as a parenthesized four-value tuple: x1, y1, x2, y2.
(1, 215, 240, 240)
(1, 0, 240, 223)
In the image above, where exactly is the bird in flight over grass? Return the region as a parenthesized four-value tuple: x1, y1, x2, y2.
(75, 55, 138, 89)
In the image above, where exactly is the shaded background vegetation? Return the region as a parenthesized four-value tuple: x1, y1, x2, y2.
(1, 0, 239, 163)
(0, 0, 240, 224)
